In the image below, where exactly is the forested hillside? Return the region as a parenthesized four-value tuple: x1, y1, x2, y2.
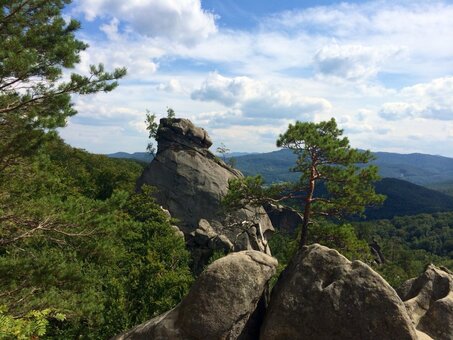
(365, 178, 453, 219)
(227, 149, 453, 186)
(0, 138, 193, 338)
(0, 2, 192, 337)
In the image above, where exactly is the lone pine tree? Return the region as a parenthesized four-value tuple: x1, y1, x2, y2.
(223, 118, 385, 248)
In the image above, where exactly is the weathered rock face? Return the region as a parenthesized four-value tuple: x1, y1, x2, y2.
(261, 244, 418, 340)
(137, 118, 274, 269)
(263, 203, 303, 235)
(113, 250, 278, 340)
(398, 264, 453, 340)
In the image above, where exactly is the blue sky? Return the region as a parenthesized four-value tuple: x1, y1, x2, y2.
(61, 0, 453, 157)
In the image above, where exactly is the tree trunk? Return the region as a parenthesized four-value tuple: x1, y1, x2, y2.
(299, 165, 316, 248)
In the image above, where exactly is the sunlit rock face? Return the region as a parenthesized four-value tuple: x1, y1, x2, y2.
(137, 118, 274, 270)
(398, 264, 453, 340)
(261, 243, 419, 340)
(112, 250, 278, 340)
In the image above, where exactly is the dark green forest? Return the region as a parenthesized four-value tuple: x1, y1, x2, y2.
(0, 138, 193, 338)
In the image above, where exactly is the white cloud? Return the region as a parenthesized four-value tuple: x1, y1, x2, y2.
(191, 73, 263, 106)
(314, 43, 402, 80)
(191, 73, 331, 122)
(63, 1, 453, 157)
(75, 0, 217, 44)
(264, 2, 453, 78)
(156, 79, 185, 93)
(100, 18, 121, 41)
(380, 77, 453, 121)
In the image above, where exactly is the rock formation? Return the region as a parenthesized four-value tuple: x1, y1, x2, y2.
(398, 264, 453, 340)
(261, 244, 418, 340)
(113, 250, 278, 340)
(137, 118, 274, 270)
(263, 202, 303, 235)
(114, 242, 452, 339)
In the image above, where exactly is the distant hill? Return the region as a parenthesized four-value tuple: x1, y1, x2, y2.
(108, 150, 453, 219)
(108, 152, 152, 163)
(107, 151, 255, 164)
(426, 180, 453, 197)
(107, 149, 453, 188)
(230, 149, 453, 186)
(372, 152, 453, 185)
(366, 178, 453, 220)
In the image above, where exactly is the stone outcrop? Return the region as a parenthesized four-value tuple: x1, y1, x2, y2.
(398, 264, 453, 340)
(263, 202, 303, 235)
(261, 244, 418, 340)
(113, 250, 278, 340)
(137, 118, 274, 269)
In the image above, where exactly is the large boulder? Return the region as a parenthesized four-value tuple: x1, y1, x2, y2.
(137, 118, 274, 269)
(261, 244, 418, 340)
(398, 264, 453, 340)
(113, 250, 278, 340)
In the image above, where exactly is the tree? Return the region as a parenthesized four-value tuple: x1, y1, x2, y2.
(145, 111, 158, 156)
(216, 142, 230, 162)
(0, 0, 126, 173)
(223, 118, 385, 248)
(166, 107, 176, 120)
(145, 107, 177, 156)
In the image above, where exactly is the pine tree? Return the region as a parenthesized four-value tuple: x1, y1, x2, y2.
(0, 0, 126, 172)
(223, 118, 385, 248)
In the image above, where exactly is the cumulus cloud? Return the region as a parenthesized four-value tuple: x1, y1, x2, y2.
(191, 73, 331, 122)
(379, 77, 453, 121)
(75, 0, 217, 44)
(314, 43, 402, 80)
(156, 79, 184, 93)
(191, 73, 263, 106)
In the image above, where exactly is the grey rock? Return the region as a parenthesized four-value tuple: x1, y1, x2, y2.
(261, 244, 418, 340)
(113, 250, 278, 340)
(157, 117, 213, 150)
(137, 118, 273, 269)
(398, 264, 453, 340)
(263, 203, 303, 235)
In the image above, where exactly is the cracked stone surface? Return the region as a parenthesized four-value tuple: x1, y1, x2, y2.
(136, 118, 274, 271)
(113, 250, 277, 340)
(398, 264, 453, 340)
(261, 244, 418, 340)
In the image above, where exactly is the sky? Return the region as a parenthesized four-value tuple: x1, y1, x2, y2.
(60, 0, 453, 157)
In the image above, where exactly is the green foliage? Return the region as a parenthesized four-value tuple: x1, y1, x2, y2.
(145, 110, 158, 155)
(0, 139, 192, 338)
(145, 107, 177, 156)
(233, 149, 453, 187)
(0, 307, 65, 339)
(166, 107, 176, 120)
(0, 0, 126, 173)
(269, 219, 372, 286)
(365, 178, 453, 220)
(0, 2, 192, 337)
(224, 118, 384, 247)
(355, 212, 453, 258)
(308, 220, 372, 261)
(268, 231, 298, 287)
(216, 142, 230, 162)
(276, 119, 385, 219)
(376, 239, 452, 287)
(354, 213, 453, 287)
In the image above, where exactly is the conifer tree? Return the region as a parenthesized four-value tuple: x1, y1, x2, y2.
(276, 118, 385, 247)
(223, 118, 385, 248)
(0, 0, 126, 172)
